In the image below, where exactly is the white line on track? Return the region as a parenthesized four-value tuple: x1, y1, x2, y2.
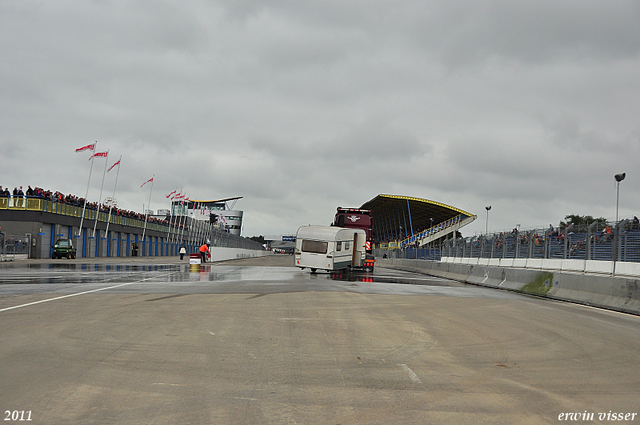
(0, 272, 174, 313)
(399, 364, 422, 383)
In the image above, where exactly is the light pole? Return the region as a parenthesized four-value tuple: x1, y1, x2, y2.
(615, 173, 626, 223)
(485, 206, 491, 234)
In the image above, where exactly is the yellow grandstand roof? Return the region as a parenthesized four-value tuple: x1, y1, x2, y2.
(360, 194, 474, 234)
(186, 197, 243, 204)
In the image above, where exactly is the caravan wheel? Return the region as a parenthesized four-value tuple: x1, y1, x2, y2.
(310, 268, 317, 273)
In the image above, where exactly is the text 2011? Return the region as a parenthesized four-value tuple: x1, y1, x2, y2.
(4, 411, 32, 421)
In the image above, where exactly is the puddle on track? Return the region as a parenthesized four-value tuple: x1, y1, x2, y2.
(0, 263, 461, 288)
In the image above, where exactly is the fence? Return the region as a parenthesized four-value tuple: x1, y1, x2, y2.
(375, 219, 640, 265)
(441, 220, 640, 262)
(209, 227, 264, 250)
(0, 233, 30, 261)
(373, 247, 442, 261)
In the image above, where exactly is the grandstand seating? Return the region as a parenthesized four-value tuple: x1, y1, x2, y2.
(411, 214, 476, 248)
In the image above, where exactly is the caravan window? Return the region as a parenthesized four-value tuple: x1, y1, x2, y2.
(345, 241, 350, 250)
(301, 240, 328, 254)
(336, 242, 342, 251)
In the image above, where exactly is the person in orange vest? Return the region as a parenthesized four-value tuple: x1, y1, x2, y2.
(199, 243, 210, 263)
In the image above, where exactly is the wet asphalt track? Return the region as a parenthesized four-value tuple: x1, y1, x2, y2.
(1, 255, 639, 424)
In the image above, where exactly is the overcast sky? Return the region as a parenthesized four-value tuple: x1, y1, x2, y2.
(2, 1, 640, 238)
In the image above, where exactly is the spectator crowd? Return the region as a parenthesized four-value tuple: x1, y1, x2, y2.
(0, 185, 185, 230)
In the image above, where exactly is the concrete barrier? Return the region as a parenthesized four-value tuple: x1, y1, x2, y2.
(614, 262, 640, 277)
(209, 247, 271, 263)
(440, 256, 640, 278)
(378, 258, 640, 315)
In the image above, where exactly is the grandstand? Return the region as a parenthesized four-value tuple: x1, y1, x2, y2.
(361, 194, 477, 249)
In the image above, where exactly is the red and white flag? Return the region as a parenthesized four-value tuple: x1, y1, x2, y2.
(166, 189, 177, 198)
(141, 177, 154, 187)
(89, 151, 108, 160)
(75, 143, 96, 153)
(107, 159, 121, 172)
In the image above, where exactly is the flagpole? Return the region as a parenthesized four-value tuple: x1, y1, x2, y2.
(105, 156, 122, 237)
(171, 194, 181, 245)
(188, 200, 194, 247)
(174, 198, 180, 245)
(93, 150, 109, 238)
(194, 202, 200, 246)
(193, 202, 199, 248)
(169, 199, 175, 245)
(198, 211, 203, 247)
(166, 190, 177, 243)
(141, 175, 155, 253)
(198, 204, 205, 246)
(180, 197, 189, 245)
(78, 142, 97, 237)
(171, 194, 182, 243)
(178, 196, 187, 245)
(175, 197, 182, 245)
(167, 196, 174, 244)
(195, 207, 200, 245)
(200, 205, 206, 245)
(171, 194, 180, 245)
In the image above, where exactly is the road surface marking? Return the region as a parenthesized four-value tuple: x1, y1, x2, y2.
(0, 273, 173, 313)
(399, 364, 422, 383)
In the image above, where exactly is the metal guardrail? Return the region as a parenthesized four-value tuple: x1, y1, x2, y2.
(209, 227, 264, 250)
(373, 247, 441, 261)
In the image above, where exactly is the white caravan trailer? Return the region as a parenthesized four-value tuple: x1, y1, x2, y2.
(295, 225, 367, 272)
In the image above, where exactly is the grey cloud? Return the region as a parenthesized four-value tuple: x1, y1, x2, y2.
(402, 1, 640, 67)
(326, 122, 430, 161)
(249, 121, 430, 163)
(548, 117, 608, 150)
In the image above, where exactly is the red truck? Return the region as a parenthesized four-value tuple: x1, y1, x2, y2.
(332, 207, 376, 272)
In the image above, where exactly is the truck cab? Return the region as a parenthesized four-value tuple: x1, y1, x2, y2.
(333, 207, 375, 271)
